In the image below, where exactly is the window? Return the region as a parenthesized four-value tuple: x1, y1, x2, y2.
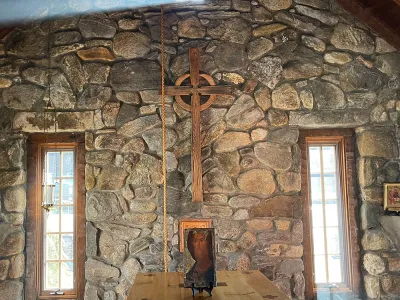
(26, 134, 85, 299)
(299, 130, 361, 300)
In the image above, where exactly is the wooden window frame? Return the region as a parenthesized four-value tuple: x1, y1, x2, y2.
(26, 134, 85, 300)
(299, 129, 361, 300)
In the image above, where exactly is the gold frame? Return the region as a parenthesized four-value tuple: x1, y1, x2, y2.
(179, 219, 212, 252)
(384, 183, 400, 211)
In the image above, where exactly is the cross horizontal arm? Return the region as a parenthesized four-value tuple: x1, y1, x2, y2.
(164, 85, 232, 96)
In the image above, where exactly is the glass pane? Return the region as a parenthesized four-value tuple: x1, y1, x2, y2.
(47, 152, 60, 178)
(326, 227, 341, 254)
(328, 254, 342, 283)
(61, 206, 74, 232)
(61, 234, 74, 260)
(46, 207, 60, 233)
(61, 179, 74, 204)
(309, 147, 321, 173)
(61, 262, 74, 290)
(314, 255, 327, 284)
(46, 234, 59, 260)
(325, 202, 339, 227)
(54, 179, 60, 204)
(311, 201, 324, 227)
(62, 151, 74, 177)
(312, 228, 325, 255)
(322, 146, 336, 173)
(310, 174, 322, 200)
(324, 174, 337, 200)
(46, 262, 59, 290)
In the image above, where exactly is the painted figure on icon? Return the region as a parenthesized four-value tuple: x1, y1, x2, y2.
(184, 228, 216, 290)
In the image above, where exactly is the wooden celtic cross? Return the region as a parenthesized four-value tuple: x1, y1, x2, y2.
(165, 48, 232, 202)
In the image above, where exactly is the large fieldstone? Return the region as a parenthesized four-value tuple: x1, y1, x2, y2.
(249, 56, 282, 89)
(375, 53, 400, 76)
(6, 27, 48, 57)
(357, 129, 398, 159)
(85, 258, 120, 283)
(340, 61, 384, 92)
(113, 32, 151, 59)
(309, 80, 345, 109)
(128, 154, 163, 185)
(276, 259, 304, 276)
(4, 186, 26, 212)
(213, 42, 248, 72)
(259, 0, 292, 10)
(365, 275, 380, 299)
(363, 252, 385, 275)
(79, 16, 117, 39)
(77, 85, 112, 109)
(254, 142, 292, 170)
(110, 61, 161, 91)
(208, 18, 251, 45)
(225, 95, 264, 130)
(77, 47, 115, 61)
(49, 71, 76, 109)
(295, 5, 338, 25)
(203, 168, 235, 193)
(214, 131, 251, 153)
(251, 196, 301, 218)
(86, 191, 123, 222)
(362, 229, 392, 251)
(97, 165, 128, 190)
(178, 16, 205, 39)
(331, 23, 374, 55)
(0, 170, 26, 189)
(237, 169, 276, 195)
(2, 85, 44, 110)
(118, 115, 161, 137)
(382, 275, 400, 295)
(0, 229, 24, 256)
(86, 150, 114, 165)
(60, 54, 86, 92)
(229, 195, 260, 208)
(214, 219, 242, 239)
(99, 232, 127, 266)
(0, 281, 23, 300)
(272, 84, 300, 110)
(142, 128, 178, 155)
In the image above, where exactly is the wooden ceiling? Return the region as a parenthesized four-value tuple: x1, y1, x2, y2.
(0, 0, 399, 49)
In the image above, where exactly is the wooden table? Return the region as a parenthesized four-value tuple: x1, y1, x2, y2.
(128, 270, 290, 300)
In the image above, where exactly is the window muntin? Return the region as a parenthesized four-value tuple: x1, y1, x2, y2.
(42, 150, 75, 292)
(308, 144, 346, 286)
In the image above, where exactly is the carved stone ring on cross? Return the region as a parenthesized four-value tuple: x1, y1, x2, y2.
(174, 73, 216, 112)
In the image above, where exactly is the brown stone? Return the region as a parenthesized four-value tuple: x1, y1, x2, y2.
(252, 196, 301, 218)
(0, 78, 12, 88)
(95, 134, 125, 151)
(118, 19, 142, 30)
(203, 168, 235, 193)
(202, 205, 233, 217)
(254, 85, 271, 111)
(362, 229, 391, 251)
(4, 186, 26, 213)
(233, 209, 249, 220)
(0, 281, 23, 300)
(254, 142, 292, 171)
(275, 219, 291, 231)
(324, 51, 352, 65)
(229, 195, 261, 208)
(0, 260, 9, 280)
(214, 132, 251, 153)
(0, 170, 26, 189)
(8, 254, 24, 279)
(253, 24, 287, 37)
(218, 240, 237, 253)
(86, 150, 114, 166)
(214, 219, 242, 240)
(382, 275, 400, 295)
(237, 169, 276, 195)
(272, 83, 300, 110)
(228, 253, 251, 271)
(388, 258, 400, 272)
(259, 0, 292, 10)
(113, 32, 151, 59)
(357, 129, 398, 159)
(178, 16, 205, 38)
(122, 138, 146, 154)
(331, 24, 374, 55)
(97, 165, 128, 190)
(0, 229, 24, 256)
(237, 231, 257, 250)
(267, 109, 288, 126)
(246, 218, 274, 231)
(99, 232, 127, 266)
(277, 172, 301, 192)
(77, 47, 115, 61)
(363, 252, 385, 275)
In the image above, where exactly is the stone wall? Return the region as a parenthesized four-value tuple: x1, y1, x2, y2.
(0, 0, 400, 299)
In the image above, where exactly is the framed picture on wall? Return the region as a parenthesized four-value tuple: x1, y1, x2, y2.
(179, 219, 212, 252)
(384, 183, 400, 211)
